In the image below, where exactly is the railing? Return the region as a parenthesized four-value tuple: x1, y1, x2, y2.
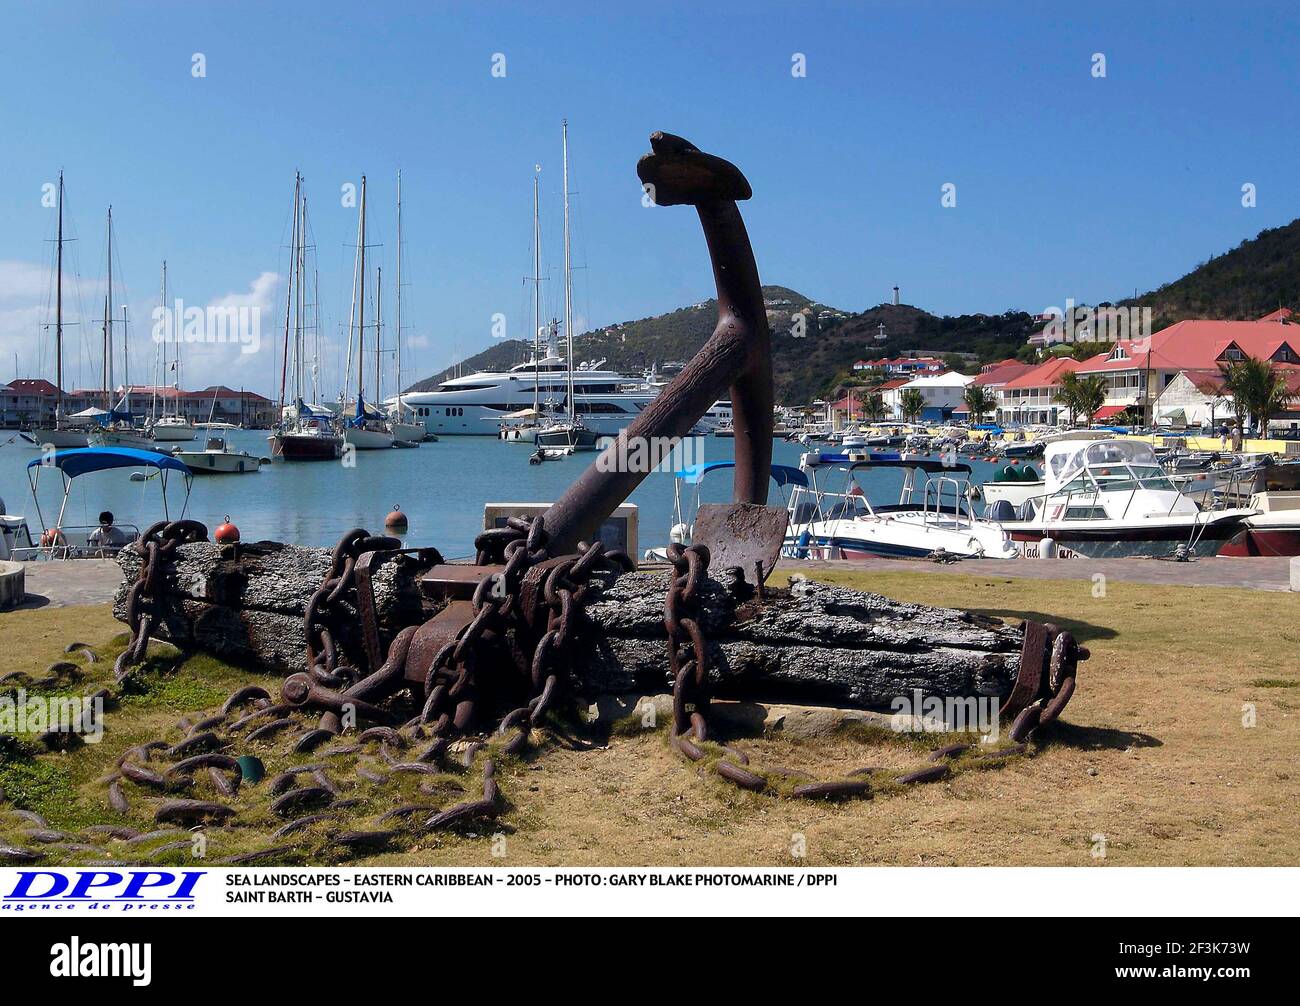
(9, 523, 141, 561)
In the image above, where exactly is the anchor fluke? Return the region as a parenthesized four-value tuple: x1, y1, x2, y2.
(637, 132, 752, 206)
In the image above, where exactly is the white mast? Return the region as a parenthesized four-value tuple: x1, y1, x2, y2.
(155, 260, 167, 422)
(375, 265, 382, 404)
(395, 169, 404, 420)
(103, 207, 114, 409)
(532, 164, 542, 414)
(54, 171, 64, 425)
(562, 119, 574, 424)
(356, 174, 367, 408)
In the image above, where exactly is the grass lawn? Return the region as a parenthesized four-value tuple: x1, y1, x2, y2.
(2, 569, 1296, 867)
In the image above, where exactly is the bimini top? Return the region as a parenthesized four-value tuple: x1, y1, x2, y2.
(675, 461, 808, 487)
(27, 447, 192, 479)
(847, 457, 972, 475)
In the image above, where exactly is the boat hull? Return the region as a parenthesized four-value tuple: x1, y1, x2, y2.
(271, 433, 342, 460)
(390, 422, 425, 443)
(1002, 513, 1249, 557)
(29, 428, 90, 448)
(343, 427, 395, 450)
(149, 423, 196, 442)
(535, 426, 600, 451)
(172, 452, 261, 473)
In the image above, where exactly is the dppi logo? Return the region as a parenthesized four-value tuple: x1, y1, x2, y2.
(3, 870, 203, 911)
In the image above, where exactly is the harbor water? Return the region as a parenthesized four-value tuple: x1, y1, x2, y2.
(0, 433, 1004, 558)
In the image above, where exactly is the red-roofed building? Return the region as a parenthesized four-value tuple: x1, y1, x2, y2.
(1151, 368, 1300, 431)
(853, 356, 945, 376)
(1073, 319, 1300, 418)
(996, 356, 1096, 425)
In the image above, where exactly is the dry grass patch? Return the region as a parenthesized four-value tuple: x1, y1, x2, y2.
(2, 567, 1296, 867)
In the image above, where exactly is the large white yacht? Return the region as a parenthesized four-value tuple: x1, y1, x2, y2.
(396, 347, 656, 438)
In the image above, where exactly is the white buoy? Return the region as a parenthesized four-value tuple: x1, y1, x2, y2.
(1038, 536, 1057, 559)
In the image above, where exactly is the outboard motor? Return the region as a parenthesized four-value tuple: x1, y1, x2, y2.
(987, 499, 1017, 523)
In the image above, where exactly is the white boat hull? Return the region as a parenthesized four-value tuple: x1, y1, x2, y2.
(29, 427, 90, 448)
(786, 511, 1019, 560)
(390, 422, 425, 443)
(149, 423, 196, 442)
(343, 427, 395, 450)
(172, 451, 261, 473)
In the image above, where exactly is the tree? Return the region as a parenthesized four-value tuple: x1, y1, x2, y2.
(899, 388, 925, 423)
(962, 384, 996, 425)
(866, 393, 884, 421)
(1219, 355, 1293, 441)
(1053, 372, 1108, 426)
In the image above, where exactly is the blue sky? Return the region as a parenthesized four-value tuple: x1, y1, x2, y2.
(2, 0, 1297, 398)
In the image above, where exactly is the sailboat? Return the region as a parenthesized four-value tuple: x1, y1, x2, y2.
(534, 120, 599, 453)
(342, 174, 395, 450)
(146, 261, 195, 442)
(387, 170, 425, 444)
(270, 173, 343, 461)
(31, 171, 91, 448)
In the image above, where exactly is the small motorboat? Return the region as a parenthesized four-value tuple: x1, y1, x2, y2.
(13, 446, 194, 560)
(784, 456, 1020, 560)
(171, 435, 263, 474)
(988, 438, 1254, 558)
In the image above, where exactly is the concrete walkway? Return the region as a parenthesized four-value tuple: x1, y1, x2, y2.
(787, 555, 1296, 591)
(13, 559, 122, 608)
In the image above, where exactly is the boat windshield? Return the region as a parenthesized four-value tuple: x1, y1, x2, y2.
(1056, 440, 1174, 492)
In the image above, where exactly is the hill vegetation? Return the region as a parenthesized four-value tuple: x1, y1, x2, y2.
(409, 218, 1300, 405)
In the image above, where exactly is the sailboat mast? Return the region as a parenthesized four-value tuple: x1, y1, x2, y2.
(55, 171, 64, 423)
(357, 174, 367, 404)
(395, 170, 403, 419)
(562, 119, 574, 423)
(295, 189, 306, 406)
(104, 207, 114, 409)
(532, 165, 541, 414)
(375, 266, 382, 404)
(158, 260, 167, 421)
(278, 174, 300, 417)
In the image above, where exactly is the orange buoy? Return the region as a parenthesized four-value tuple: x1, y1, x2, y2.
(384, 505, 408, 532)
(214, 516, 240, 545)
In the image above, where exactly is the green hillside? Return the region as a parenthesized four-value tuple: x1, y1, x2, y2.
(1124, 220, 1300, 328)
(409, 217, 1300, 404)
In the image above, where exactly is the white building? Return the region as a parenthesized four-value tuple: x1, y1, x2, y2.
(887, 371, 973, 421)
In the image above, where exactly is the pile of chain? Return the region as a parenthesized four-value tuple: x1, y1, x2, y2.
(664, 542, 1085, 800)
(262, 516, 634, 846)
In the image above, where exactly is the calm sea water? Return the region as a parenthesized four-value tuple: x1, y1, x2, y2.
(0, 432, 1004, 558)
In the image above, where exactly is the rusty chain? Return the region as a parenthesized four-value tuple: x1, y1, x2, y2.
(114, 520, 209, 682)
(664, 543, 1085, 800)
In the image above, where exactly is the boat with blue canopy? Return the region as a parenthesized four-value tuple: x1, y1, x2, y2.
(15, 447, 194, 560)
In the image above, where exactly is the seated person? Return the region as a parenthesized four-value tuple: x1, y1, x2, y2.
(87, 511, 130, 550)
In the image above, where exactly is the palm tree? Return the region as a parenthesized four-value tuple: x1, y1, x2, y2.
(1219, 355, 1292, 441)
(962, 384, 996, 425)
(899, 388, 925, 424)
(1053, 372, 1107, 426)
(866, 393, 884, 421)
